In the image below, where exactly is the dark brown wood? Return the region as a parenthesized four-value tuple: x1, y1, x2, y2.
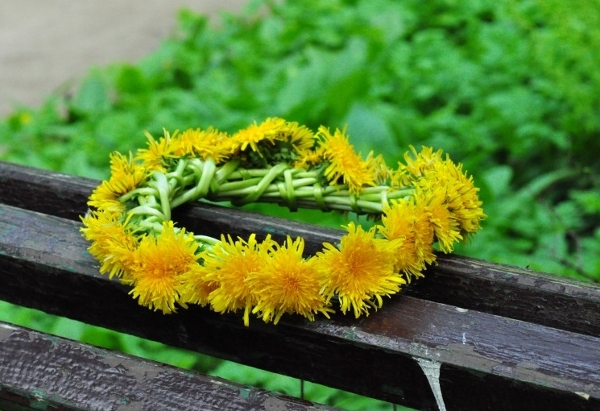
(0, 160, 95, 221)
(410, 254, 600, 337)
(1, 160, 600, 337)
(0, 321, 338, 411)
(0, 203, 599, 411)
(176, 203, 600, 338)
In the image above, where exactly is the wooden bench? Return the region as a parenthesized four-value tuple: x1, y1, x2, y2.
(0, 160, 599, 411)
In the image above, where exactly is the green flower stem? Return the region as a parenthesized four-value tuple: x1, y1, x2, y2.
(216, 177, 266, 195)
(194, 158, 217, 197)
(149, 171, 172, 221)
(212, 181, 414, 214)
(166, 158, 188, 192)
(172, 159, 416, 215)
(122, 159, 419, 231)
(118, 187, 157, 203)
(170, 158, 223, 208)
(194, 235, 220, 247)
(138, 220, 165, 234)
(212, 159, 241, 185)
(239, 163, 291, 203)
(127, 204, 166, 220)
(249, 195, 385, 214)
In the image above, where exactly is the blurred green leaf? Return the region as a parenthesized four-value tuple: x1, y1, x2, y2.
(70, 71, 112, 116)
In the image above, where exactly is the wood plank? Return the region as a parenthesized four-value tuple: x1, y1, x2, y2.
(0, 203, 599, 411)
(410, 254, 600, 337)
(2, 160, 599, 337)
(0, 160, 95, 220)
(176, 202, 600, 338)
(0, 321, 338, 411)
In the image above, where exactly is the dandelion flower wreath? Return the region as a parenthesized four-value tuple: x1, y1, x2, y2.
(81, 117, 485, 326)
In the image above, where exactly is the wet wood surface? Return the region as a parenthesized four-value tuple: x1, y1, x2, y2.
(0, 321, 336, 411)
(1, 160, 600, 411)
(1, 161, 599, 337)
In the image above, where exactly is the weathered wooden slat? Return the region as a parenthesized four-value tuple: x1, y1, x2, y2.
(0, 160, 95, 221)
(1, 160, 600, 337)
(176, 202, 600, 338)
(0, 321, 337, 411)
(0, 203, 599, 411)
(410, 254, 600, 337)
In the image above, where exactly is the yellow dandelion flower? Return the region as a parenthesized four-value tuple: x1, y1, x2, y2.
(201, 234, 274, 326)
(280, 120, 316, 156)
(173, 127, 233, 163)
(80, 210, 138, 282)
(416, 188, 462, 253)
(317, 126, 376, 195)
(416, 159, 486, 236)
(231, 117, 287, 156)
(389, 167, 410, 189)
(315, 222, 405, 318)
(439, 161, 486, 235)
(129, 221, 199, 314)
(88, 152, 147, 213)
(135, 129, 178, 171)
(248, 236, 332, 325)
(177, 263, 219, 308)
(366, 151, 392, 186)
(399, 146, 444, 180)
(380, 199, 436, 281)
(293, 145, 325, 170)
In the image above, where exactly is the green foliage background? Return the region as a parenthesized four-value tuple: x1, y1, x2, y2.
(1, 0, 599, 409)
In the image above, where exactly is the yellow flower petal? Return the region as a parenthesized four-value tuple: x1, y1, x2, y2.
(316, 222, 404, 318)
(248, 236, 332, 324)
(416, 158, 486, 236)
(317, 126, 375, 195)
(129, 221, 199, 314)
(177, 262, 219, 309)
(80, 210, 138, 282)
(399, 145, 445, 179)
(173, 127, 233, 163)
(203, 234, 274, 326)
(135, 129, 178, 171)
(231, 117, 287, 155)
(416, 188, 463, 253)
(380, 199, 436, 281)
(88, 152, 147, 213)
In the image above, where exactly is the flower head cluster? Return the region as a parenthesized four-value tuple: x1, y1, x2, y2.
(81, 118, 485, 324)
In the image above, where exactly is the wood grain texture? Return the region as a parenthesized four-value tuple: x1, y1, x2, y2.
(0, 322, 337, 411)
(1, 203, 599, 410)
(1, 161, 600, 411)
(1, 160, 599, 336)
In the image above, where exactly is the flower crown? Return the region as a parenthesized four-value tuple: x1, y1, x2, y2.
(81, 117, 485, 326)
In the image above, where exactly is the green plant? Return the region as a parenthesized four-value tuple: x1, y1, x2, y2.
(1, 0, 599, 408)
(2, 0, 598, 280)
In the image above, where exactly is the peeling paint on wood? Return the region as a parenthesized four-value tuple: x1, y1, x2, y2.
(415, 358, 446, 411)
(0, 323, 338, 411)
